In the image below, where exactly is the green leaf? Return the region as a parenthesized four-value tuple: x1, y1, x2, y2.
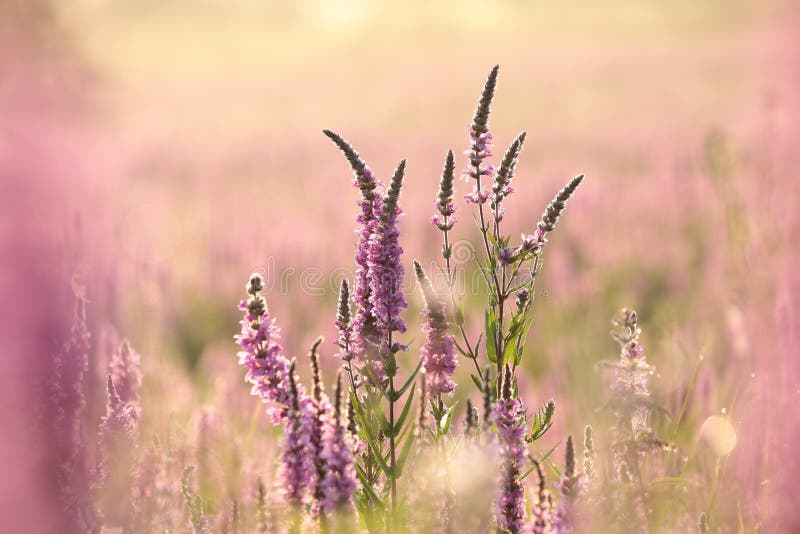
(440, 405, 456, 434)
(390, 359, 423, 402)
(471, 373, 484, 392)
(485, 308, 497, 363)
(392, 384, 416, 437)
(395, 432, 416, 477)
(453, 337, 473, 359)
(502, 338, 517, 365)
(367, 440, 392, 477)
(355, 464, 383, 505)
(528, 401, 555, 442)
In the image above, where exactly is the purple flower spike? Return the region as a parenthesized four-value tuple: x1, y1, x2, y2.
(109, 339, 142, 419)
(323, 129, 385, 362)
(235, 273, 294, 423)
(279, 362, 316, 509)
(494, 367, 527, 534)
(368, 159, 408, 362)
(414, 260, 457, 397)
(320, 375, 357, 514)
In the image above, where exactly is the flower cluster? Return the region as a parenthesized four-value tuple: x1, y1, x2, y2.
(367, 160, 408, 361)
(610, 307, 652, 437)
(463, 65, 498, 183)
(414, 260, 457, 397)
(109, 339, 143, 418)
(323, 129, 383, 362)
(235, 273, 293, 422)
(319, 376, 357, 514)
(494, 367, 527, 534)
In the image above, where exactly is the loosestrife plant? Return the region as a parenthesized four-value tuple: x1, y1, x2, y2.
(234, 65, 590, 532)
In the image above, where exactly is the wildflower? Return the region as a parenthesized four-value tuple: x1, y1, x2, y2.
(529, 458, 555, 533)
(323, 130, 384, 360)
(49, 288, 99, 532)
(235, 273, 293, 423)
(320, 375, 357, 514)
(95, 376, 139, 528)
(610, 307, 651, 437)
(414, 260, 457, 397)
(307, 338, 335, 516)
(109, 339, 142, 418)
(464, 65, 499, 181)
(494, 366, 527, 534)
(368, 159, 408, 363)
(181, 466, 213, 534)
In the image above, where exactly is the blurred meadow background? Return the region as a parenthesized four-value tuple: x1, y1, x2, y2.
(2, 0, 799, 531)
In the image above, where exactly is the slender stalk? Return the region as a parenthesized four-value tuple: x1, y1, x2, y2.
(388, 375, 397, 509)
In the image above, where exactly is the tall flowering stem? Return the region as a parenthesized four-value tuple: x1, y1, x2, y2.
(603, 307, 676, 532)
(433, 149, 457, 275)
(325, 130, 421, 522)
(235, 273, 293, 423)
(109, 339, 142, 418)
(494, 367, 526, 534)
(307, 338, 333, 519)
(280, 361, 315, 525)
(368, 159, 409, 511)
(414, 260, 457, 431)
(50, 289, 99, 532)
(320, 375, 357, 516)
(323, 130, 383, 368)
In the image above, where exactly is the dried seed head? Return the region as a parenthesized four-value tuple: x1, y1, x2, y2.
(583, 425, 596, 479)
(539, 174, 584, 233)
